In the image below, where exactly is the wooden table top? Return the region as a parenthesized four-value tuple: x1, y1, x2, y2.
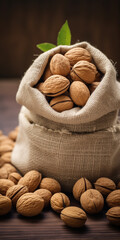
(0, 79, 120, 240)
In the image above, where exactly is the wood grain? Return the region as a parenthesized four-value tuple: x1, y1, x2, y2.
(0, 80, 120, 239)
(0, 0, 120, 78)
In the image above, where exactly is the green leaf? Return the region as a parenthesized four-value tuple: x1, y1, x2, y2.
(36, 43, 56, 52)
(57, 20, 71, 46)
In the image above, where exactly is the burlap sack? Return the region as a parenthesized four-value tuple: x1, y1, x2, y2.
(12, 42, 120, 191)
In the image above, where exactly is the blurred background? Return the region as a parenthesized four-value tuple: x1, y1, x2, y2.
(0, 0, 120, 79)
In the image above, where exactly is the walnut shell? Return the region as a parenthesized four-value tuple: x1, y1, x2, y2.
(0, 152, 12, 164)
(40, 177, 61, 194)
(0, 144, 13, 155)
(50, 53, 70, 76)
(106, 206, 120, 226)
(2, 163, 17, 175)
(0, 179, 14, 195)
(0, 135, 8, 143)
(0, 163, 17, 179)
(0, 139, 15, 147)
(34, 189, 52, 207)
(117, 182, 120, 189)
(70, 60, 97, 83)
(73, 177, 92, 201)
(43, 62, 52, 81)
(70, 81, 90, 106)
(6, 184, 29, 206)
(0, 167, 8, 179)
(60, 206, 87, 228)
(80, 189, 104, 214)
(50, 192, 70, 213)
(89, 82, 100, 94)
(39, 75, 70, 97)
(50, 95, 74, 112)
(64, 47, 92, 66)
(94, 177, 116, 196)
(8, 172, 22, 184)
(18, 170, 42, 192)
(106, 190, 120, 207)
(0, 194, 12, 215)
(8, 130, 18, 141)
(16, 193, 44, 217)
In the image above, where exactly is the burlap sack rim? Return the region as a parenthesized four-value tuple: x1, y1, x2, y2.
(16, 41, 120, 125)
(22, 109, 120, 138)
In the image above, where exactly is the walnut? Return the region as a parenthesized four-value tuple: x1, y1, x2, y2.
(80, 189, 104, 214)
(70, 81, 90, 106)
(70, 60, 97, 83)
(64, 47, 92, 66)
(106, 190, 120, 207)
(60, 206, 87, 228)
(73, 177, 92, 201)
(16, 193, 44, 217)
(50, 53, 70, 76)
(18, 170, 42, 192)
(50, 95, 74, 112)
(94, 177, 116, 196)
(40, 177, 61, 194)
(106, 206, 120, 226)
(50, 192, 70, 213)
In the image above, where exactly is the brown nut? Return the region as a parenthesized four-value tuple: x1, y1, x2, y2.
(94, 177, 116, 196)
(8, 130, 18, 141)
(18, 170, 42, 192)
(43, 62, 52, 81)
(89, 82, 100, 94)
(70, 60, 97, 83)
(34, 189, 52, 207)
(8, 172, 22, 184)
(40, 75, 70, 97)
(1, 163, 17, 176)
(117, 182, 120, 189)
(73, 177, 92, 201)
(0, 179, 15, 195)
(0, 167, 8, 179)
(0, 158, 5, 168)
(6, 184, 29, 206)
(50, 53, 70, 76)
(50, 192, 70, 213)
(106, 190, 120, 207)
(0, 135, 8, 143)
(0, 138, 15, 147)
(60, 206, 87, 228)
(80, 189, 104, 214)
(37, 82, 44, 93)
(16, 193, 44, 217)
(0, 194, 12, 215)
(50, 95, 74, 112)
(0, 144, 14, 155)
(70, 81, 90, 106)
(64, 47, 92, 66)
(106, 207, 120, 226)
(95, 71, 103, 82)
(0, 152, 12, 164)
(40, 177, 61, 194)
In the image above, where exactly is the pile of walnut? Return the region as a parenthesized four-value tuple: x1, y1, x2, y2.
(0, 128, 120, 228)
(37, 47, 102, 112)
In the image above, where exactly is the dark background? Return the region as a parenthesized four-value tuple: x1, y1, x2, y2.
(0, 0, 120, 79)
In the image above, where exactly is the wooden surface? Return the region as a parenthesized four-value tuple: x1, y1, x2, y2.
(0, 80, 120, 240)
(0, 0, 120, 78)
